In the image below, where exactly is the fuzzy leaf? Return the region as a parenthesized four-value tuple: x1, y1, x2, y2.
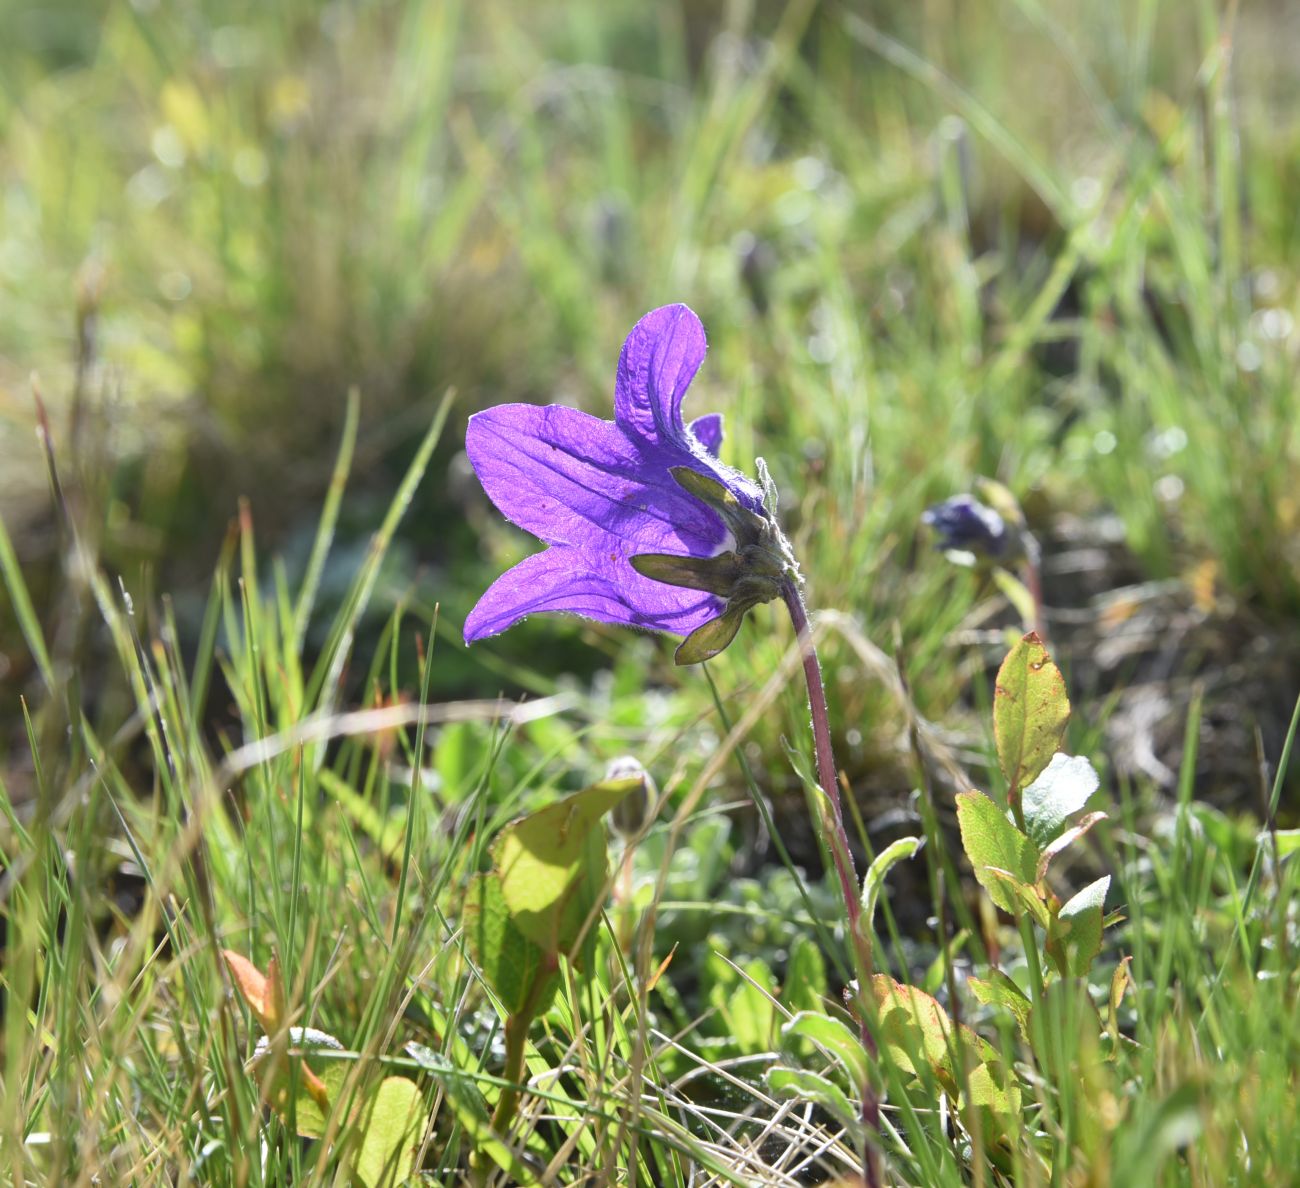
(1022, 753, 1101, 849)
(1047, 876, 1110, 977)
(955, 791, 1040, 915)
(994, 633, 1070, 801)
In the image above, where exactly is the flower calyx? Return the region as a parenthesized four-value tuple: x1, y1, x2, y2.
(631, 466, 796, 665)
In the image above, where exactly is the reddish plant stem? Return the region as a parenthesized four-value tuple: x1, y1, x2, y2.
(781, 581, 863, 935)
(780, 579, 882, 1188)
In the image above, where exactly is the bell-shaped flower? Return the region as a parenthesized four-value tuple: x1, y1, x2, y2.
(464, 304, 793, 662)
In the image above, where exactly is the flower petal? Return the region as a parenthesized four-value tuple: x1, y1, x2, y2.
(689, 413, 724, 456)
(463, 545, 722, 643)
(466, 402, 728, 556)
(614, 304, 706, 447)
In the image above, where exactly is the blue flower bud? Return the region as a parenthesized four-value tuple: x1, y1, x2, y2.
(922, 494, 1015, 561)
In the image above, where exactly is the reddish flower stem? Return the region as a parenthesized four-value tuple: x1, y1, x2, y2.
(780, 581, 862, 932)
(780, 579, 882, 1188)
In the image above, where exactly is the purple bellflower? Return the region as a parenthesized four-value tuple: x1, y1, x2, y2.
(463, 304, 795, 663)
(465, 304, 882, 1180)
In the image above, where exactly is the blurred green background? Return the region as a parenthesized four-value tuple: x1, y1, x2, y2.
(3, 0, 1299, 809)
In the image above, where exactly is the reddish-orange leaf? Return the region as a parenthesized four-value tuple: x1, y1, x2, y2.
(647, 943, 678, 994)
(223, 950, 276, 1034)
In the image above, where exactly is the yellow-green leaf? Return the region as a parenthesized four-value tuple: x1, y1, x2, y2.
(463, 872, 557, 1018)
(493, 777, 639, 959)
(353, 1076, 426, 1188)
(869, 975, 1021, 1140)
(993, 633, 1070, 801)
(955, 791, 1040, 915)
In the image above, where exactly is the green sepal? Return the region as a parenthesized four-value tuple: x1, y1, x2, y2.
(674, 603, 750, 665)
(630, 551, 744, 596)
(669, 465, 744, 516)
(669, 466, 771, 543)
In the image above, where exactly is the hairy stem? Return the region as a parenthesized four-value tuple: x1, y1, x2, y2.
(780, 578, 882, 1188)
(780, 581, 862, 934)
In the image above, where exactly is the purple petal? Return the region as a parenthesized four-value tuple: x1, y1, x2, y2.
(613, 304, 706, 447)
(464, 545, 722, 643)
(466, 402, 729, 557)
(689, 413, 724, 456)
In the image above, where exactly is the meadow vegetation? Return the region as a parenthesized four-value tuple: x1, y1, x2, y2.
(2, 1, 1299, 1184)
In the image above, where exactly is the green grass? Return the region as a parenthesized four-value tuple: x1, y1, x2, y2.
(3, 0, 1299, 1183)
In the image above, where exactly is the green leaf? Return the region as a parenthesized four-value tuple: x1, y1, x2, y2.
(463, 872, 557, 1017)
(353, 1076, 426, 1188)
(1021, 753, 1101, 849)
(1047, 875, 1110, 977)
(780, 1011, 870, 1089)
(1269, 828, 1300, 859)
(494, 777, 639, 960)
(860, 835, 923, 940)
(674, 604, 748, 665)
(993, 633, 1071, 801)
(708, 954, 778, 1053)
(968, 972, 1032, 1040)
(767, 1066, 861, 1134)
(991, 567, 1036, 626)
(782, 935, 827, 1014)
(984, 868, 1052, 928)
(955, 791, 1040, 915)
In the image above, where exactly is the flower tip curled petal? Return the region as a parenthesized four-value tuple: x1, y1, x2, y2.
(614, 304, 708, 447)
(689, 412, 724, 457)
